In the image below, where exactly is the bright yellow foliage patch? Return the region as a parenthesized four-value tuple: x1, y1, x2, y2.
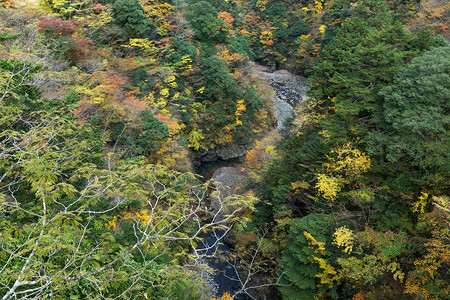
(124, 38, 159, 58)
(319, 25, 327, 35)
(323, 143, 371, 178)
(333, 226, 354, 253)
(412, 192, 429, 214)
(313, 256, 339, 286)
(40, 0, 89, 16)
(314, 0, 324, 13)
(315, 173, 342, 201)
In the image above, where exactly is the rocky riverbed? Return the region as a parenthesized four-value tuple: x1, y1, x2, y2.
(252, 64, 309, 129)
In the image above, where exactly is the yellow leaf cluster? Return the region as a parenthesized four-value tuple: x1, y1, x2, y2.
(315, 173, 342, 201)
(181, 55, 193, 73)
(314, 0, 324, 13)
(333, 226, 354, 253)
(265, 145, 275, 153)
(188, 129, 205, 151)
(323, 143, 371, 178)
(40, 0, 89, 16)
(304, 230, 325, 255)
(133, 210, 152, 227)
(387, 261, 405, 282)
(196, 86, 205, 94)
(244, 131, 280, 177)
(140, 0, 174, 36)
(313, 256, 339, 286)
(319, 129, 332, 142)
(105, 216, 118, 231)
(235, 99, 246, 126)
(319, 25, 327, 35)
(75, 3, 112, 30)
(160, 88, 169, 96)
(255, 0, 269, 12)
(291, 181, 310, 195)
(164, 74, 177, 85)
(124, 38, 159, 58)
(315, 143, 371, 201)
(412, 192, 429, 214)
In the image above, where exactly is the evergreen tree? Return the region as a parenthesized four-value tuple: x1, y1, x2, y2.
(184, 1, 228, 42)
(127, 109, 170, 155)
(112, 0, 152, 38)
(279, 214, 338, 299)
(368, 46, 450, 188)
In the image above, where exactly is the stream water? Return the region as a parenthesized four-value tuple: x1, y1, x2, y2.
(195, 65, 308, 299)
(194, 160, 246, 298)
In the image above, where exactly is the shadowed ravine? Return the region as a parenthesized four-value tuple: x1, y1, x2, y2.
(194, 65, 308, 298)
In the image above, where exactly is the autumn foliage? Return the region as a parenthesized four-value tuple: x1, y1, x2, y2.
(0, 0, 448, 299)
(38, 17, 94, 62)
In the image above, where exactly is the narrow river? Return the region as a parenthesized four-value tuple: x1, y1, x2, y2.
(195, 64, 308, 299)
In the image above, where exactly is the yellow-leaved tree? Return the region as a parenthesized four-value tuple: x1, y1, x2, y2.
(315, 143, 371, 201)
(40, 0, 91, 18)
(405, 195, 450, 299)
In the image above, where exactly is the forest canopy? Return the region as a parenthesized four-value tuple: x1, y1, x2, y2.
(0, 0, 448, 299)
